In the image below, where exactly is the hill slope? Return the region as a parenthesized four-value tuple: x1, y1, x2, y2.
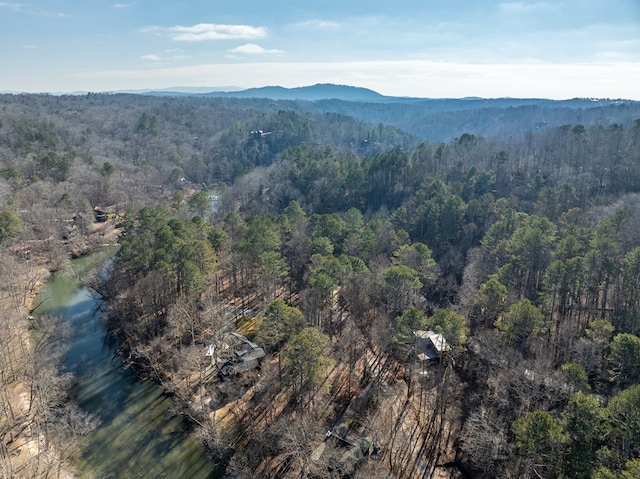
(142, 84, 640, 142)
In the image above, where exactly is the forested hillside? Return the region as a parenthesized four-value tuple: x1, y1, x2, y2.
(2, 92, 640, 478)
(177, 84, 640, 142)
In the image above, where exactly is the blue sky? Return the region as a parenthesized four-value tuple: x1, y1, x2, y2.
(1, 0, 639, 98)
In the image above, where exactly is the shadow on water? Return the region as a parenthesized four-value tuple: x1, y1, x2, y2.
(38, 253, 216, 479)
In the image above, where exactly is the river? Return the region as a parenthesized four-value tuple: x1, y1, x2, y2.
(37, 252, 216, 479)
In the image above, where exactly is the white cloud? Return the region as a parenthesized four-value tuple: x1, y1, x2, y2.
(22, 44, 37, 49)
(294, 19, 340, 29)
(141, 54, 162, 61)
(140, 52, 187, 63)
(142, 23, 268, 42)
(140, 25, 161, 36)
(112, 3, 135, 8)
(228, 43, 283, 55)
(0, 1, 68, 16)
(498, 1, 555, 13)
(0, 2, 26, 12)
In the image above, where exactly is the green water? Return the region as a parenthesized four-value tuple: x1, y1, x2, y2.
(38, 252, 215, 479)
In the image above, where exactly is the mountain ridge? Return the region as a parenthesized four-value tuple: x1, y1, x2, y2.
(3, 83, 635, 106)
(146, 83, 388, 102)
(140, 83, 635, 105)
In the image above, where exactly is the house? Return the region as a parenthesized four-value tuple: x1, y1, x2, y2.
(414, 330, 450, 360)
(250, 129, 272, 139)
(93, 207, 107, 222)
(210, 332, 265, 376)
(93, 205, 119, 223)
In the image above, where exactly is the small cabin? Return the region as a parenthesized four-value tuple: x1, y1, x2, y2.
(250, 129, 272, 139)
(414, 330, 450, 360)
(93, 207, 107, 223)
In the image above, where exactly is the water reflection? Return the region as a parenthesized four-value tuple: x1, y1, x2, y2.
(38, 254, 215, 479)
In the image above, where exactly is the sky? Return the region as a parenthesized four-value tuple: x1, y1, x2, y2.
(1, 0, 639, 99)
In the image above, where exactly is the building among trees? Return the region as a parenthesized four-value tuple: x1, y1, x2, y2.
(415, 330, 450, 360)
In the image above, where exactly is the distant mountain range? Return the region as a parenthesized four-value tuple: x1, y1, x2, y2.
(3, 83, 635, 142)
(3, 83, 633, 108)
(141, 83, 633, 108)
(145, 83, 389, 102)
(136, 83, 640, 141)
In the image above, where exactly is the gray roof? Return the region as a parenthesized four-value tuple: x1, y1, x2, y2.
(414, 330, 450, 359)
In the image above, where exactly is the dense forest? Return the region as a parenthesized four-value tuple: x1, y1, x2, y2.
(1, 91, 640, 478)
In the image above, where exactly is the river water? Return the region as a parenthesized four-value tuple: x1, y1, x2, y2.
(38, 252, 215, 479)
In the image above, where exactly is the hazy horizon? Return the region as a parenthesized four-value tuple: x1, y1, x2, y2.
(1, 83, 636, 102)
(1, 1, 639, 99)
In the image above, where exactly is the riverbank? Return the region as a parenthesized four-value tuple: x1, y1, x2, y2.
(1, 221, 217, 478)
(0, 263, 76, 478)
(44, 254, 215, 478)
(1, 218, 121, 478)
